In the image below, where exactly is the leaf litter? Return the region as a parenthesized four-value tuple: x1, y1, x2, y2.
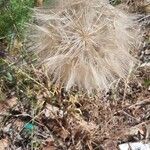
(0, 0, 149, 149)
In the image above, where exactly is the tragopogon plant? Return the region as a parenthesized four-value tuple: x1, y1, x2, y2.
(28, 0, 141, 93)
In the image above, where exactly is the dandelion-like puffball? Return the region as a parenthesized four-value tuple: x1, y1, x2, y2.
(28, 0, 141, 93)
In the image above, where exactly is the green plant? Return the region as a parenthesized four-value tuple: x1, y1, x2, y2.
(144, 79, 150, 87)
(110, 0, 121, 5)
(0, 0, 34, 39)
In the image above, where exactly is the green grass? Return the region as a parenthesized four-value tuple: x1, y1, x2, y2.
(0, 0, 34, 39)
(0, 0, 35, 101)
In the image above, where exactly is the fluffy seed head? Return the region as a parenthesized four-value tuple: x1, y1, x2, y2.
(28, 0, 141, 93)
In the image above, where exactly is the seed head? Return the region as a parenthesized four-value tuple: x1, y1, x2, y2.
(28, 0, 141, 93)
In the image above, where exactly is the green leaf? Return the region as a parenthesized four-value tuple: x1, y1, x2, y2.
(6, 72, 13, 81)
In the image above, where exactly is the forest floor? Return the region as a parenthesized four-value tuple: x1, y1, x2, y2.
(0, 0, 150, 150)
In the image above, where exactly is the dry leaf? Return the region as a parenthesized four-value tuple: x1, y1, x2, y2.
(0, 139, 8, 150)
(36, 0, 43, 7)
(43, 138, 56, 150)
(103, 140, 118, 150)
(43, 146, 56, 150)
(6, 97, 18, 108)
(44, 104, 63, 118)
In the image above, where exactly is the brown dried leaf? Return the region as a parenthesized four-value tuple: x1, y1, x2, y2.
(35, 0, 43, 7)
(43, 138, 56, 150)
(0, 139, 8, 150)
(44, 104, 63, 118)
(6, 97, 18, 108)
(144, 4, 150, 13)
(103, 140, 118, 150)
(43, 146, 56, 150)
(145, 123, 150, 141)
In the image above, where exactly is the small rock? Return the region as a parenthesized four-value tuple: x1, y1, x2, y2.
(145, 49, 150, 55)
(3, 124, 11, 133)
(119, 142, 150, 150)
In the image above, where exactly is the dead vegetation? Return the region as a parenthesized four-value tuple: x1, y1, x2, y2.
(0, 65, 149, 149)
(0, 0, 150, 150)
(29, 0, 141, 93)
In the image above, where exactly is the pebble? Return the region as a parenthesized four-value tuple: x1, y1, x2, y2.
(145, 49, 150, 55)
(119, 142, 150, 150)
